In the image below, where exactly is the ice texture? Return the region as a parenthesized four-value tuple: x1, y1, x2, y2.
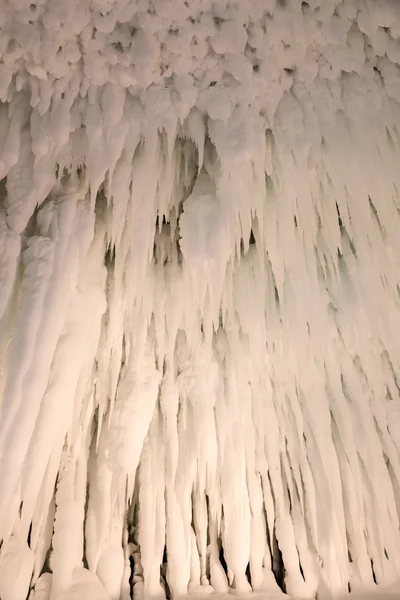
(1, 0, 400, 599)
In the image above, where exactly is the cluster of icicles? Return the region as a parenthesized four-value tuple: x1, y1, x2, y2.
(1, 67, 400, 600)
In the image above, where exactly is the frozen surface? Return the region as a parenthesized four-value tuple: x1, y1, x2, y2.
(0, 0, 400, 599)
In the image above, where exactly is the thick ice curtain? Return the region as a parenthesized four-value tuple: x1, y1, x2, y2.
(1, 1, 400, 599)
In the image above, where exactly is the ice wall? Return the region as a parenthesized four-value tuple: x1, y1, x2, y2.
(1, 0, 400, 599)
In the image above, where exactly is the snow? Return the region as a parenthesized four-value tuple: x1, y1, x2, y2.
(0, 0, 400, 599)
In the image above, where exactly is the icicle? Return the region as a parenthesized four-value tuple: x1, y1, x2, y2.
(0, 535, 35, 600)
(2, 2, 400, 599)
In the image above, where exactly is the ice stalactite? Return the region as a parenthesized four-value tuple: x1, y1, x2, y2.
(1, 0, 400, 599)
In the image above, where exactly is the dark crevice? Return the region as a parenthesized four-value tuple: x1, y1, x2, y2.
(368, 196, 382, 230)
(213, 16, 226, 27)
(336, 202, 343, 229)
(245, 563, 252, 587)
(272, 527, 286, 593)
(161, 545, 171, 600)
(128, 554, 135, 598)
(112, 41, 124, 53)
(27, 522, 32, 548)
(0, 177, 7, 212)
(262, 501, 272, 569)
(371, 559, 377, 584)
(240, 226, 257, 258)
(105, 244, 116, 268)
(205, 494, 211, 547)
(126, 476, 139, 599)
(155, 214, 169, 231)
(82, 477, 90, 570)
(299, 559, 305, 582)
(266, 471, 285, 593)
(274, 283, 280, 308)
(219, 544, 228, 578)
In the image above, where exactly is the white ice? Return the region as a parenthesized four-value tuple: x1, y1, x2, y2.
(1, 0, 400, 599)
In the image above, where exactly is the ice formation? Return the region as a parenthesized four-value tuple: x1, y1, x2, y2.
(1, 0, 400, 598)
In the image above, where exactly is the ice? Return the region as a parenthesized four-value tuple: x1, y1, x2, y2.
(1, 0, 400, 599)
